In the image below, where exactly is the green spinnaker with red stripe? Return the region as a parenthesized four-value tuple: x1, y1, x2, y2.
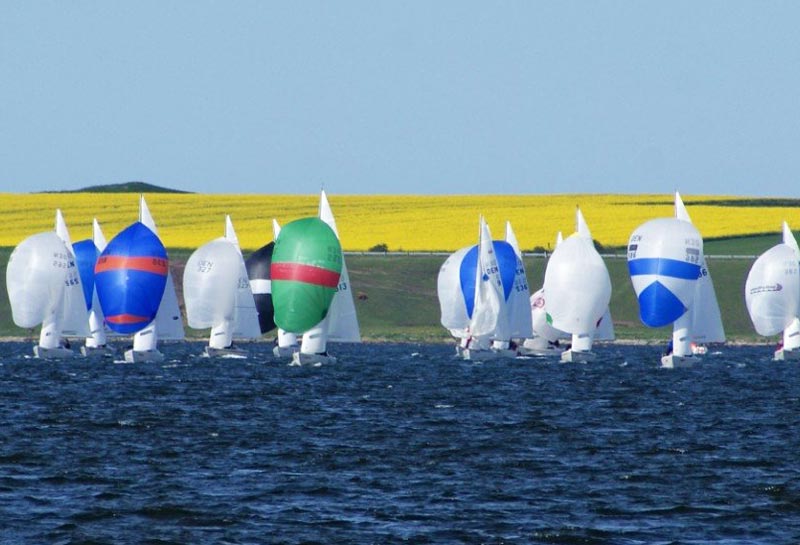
(270, 217, 343, 333)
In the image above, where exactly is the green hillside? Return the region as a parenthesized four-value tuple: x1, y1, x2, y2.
(48, 181, 191, 194)
(0, 243, 765, 343)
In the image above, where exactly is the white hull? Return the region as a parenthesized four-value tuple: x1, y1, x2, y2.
(561, 349, 596, 363)
(517, 345, 563, 357)
(124, 348, 165, 363)
(290, 351, 337, 366)
(520, 336, 564, 357)
(273, 345, 298, 359)
(661, 354, 699, 369)
(457, 346, 517, 361)
(203, 346, 249, 359)
(33, 345, 75, 359)
(80, 344, 114, 358)
(774, 348, 800, 361)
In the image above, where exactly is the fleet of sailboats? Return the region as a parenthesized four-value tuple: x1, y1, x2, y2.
(5, 191, 799, 365)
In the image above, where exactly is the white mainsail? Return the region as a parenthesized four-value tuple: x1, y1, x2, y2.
(675, 192, 726, 344)
(503, 221, 533, 339)
(54, 210, 91, 338)
(85, 219, 109, 349)
(469, 217, 508, 339)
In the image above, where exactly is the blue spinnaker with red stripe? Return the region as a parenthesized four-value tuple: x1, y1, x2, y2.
(627, 217, 703, 328)
(73, 239, 100, 311)
(94, 222, 169, 334)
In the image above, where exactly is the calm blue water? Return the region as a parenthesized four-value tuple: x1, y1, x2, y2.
(1, 342, 799, 544)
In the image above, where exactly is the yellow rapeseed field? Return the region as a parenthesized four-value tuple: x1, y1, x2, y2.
(0, 193, 796, 252)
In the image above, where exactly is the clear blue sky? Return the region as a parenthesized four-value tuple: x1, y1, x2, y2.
(2, 1, 799, 195)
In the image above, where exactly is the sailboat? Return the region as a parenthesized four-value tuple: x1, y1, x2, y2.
(543, 208, 612, 362)
(6, 209, 89, 358)
(628, 192, 724, 368)
(745, 221, 800, 360)
(73, 219, 113, 356)
(520, 232, 568, 357)
(245, 219, 300, 359)
(95, 196, 184, 363)
(184, 215, 260, 358)
(437, 216, 514, 361)
(293, 191, 361, 365)
(270, 216, 343, 365)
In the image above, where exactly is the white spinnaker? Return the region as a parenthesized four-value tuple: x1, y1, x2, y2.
(543, 234, 611, 335)
(576, 207, 614, 341)
(470, 218, 507, 338)
(184, 239, 241, 329)
(437, 246, 471, 338)
(745, 243, 800, 336)
(7, 233, 74, 329)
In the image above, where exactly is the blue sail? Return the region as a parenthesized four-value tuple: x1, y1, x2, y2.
(94, 222, 169, 334)
(459, 240, 518, 318)
(73, 239, 99, 311)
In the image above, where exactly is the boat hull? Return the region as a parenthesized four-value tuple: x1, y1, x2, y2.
(273, 345, 298, 359)
(80, 345, 114, 358)
(290, 351, 337, 366)
(203, 346, 249, 359)
(561, 349, 596, 363)
(517, 346, 563, 357)
(458, 346, 517, 361)
(774, 348, 800, 361)
(124, 348, 165, 363)
(33, 345, 75, 359)
(661, 354, 699, 369)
